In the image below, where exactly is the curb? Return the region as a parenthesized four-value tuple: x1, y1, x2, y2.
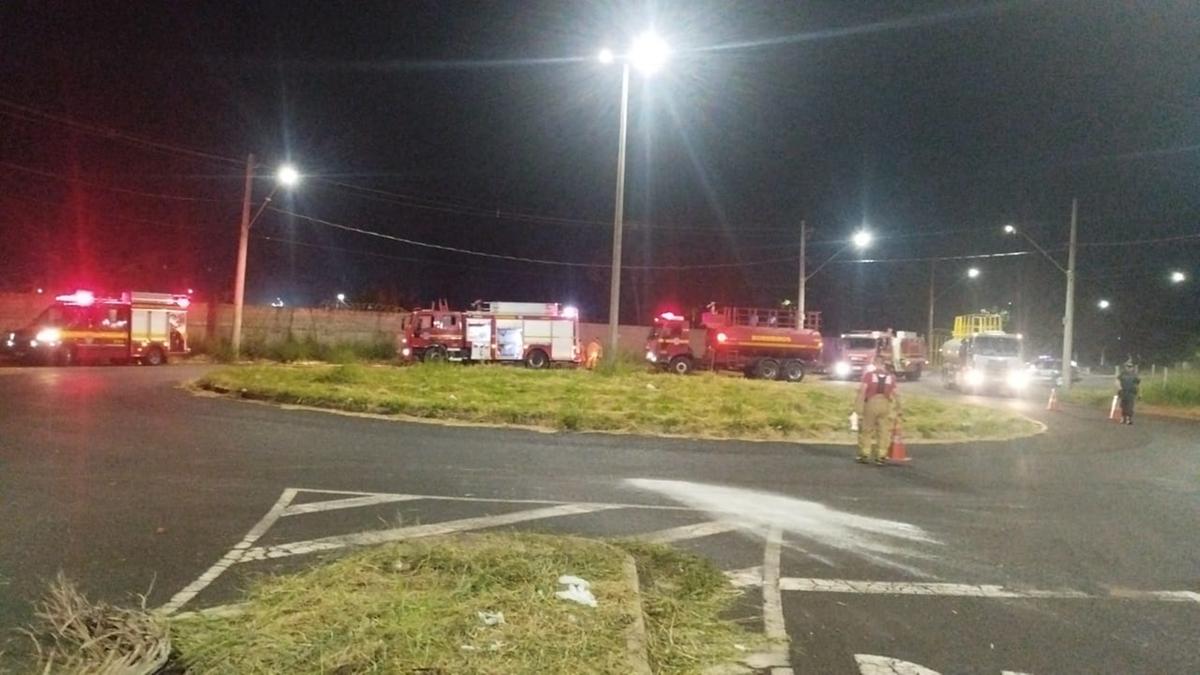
(621, 554, 654, 675)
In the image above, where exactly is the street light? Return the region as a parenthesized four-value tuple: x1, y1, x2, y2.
(1004, 202, 1079, 391)
(1097, 299, 1111, 310)
(599, 31, 668, 356)
(336, 293, 347, 304)
(927, 266, 981, 355)
(852, 229, 873, 249)
(1170, 270, 1186, 284)
(231, 157, 302, 358)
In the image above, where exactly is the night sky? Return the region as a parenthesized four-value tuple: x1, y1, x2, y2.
(1, 1, 1197, 362)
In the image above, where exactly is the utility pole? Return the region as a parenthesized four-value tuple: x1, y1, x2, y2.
(231, 153, 254, 359)
(797, 220, 807, 322)
(927, 260, 936, 352)
(1061, 198, 1078, 392)
(606, 64, 630, 357)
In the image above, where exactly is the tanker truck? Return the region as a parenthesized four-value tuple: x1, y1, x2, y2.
(645, 305, 823, 381)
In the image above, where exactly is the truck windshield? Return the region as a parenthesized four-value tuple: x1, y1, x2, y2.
(974, 336, 1020, 356)
(842, 337, 877, 350)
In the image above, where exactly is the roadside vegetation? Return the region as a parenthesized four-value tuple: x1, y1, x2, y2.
(190, 334, 396, 364)
(22, 535, 751, 674)
(197, 362, 1041, 442)
(1066, 369, 1200, 414)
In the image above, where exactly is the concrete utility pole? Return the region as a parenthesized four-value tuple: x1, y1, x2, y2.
(927, 260, 936, 351)
(1061, 198, 1078, 392)
(797, 220, 807, 320)
(231, 153, 255, 359)
(607, 63, 630, 357)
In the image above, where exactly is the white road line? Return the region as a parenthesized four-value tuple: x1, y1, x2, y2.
(159, 488, 298, 615)
(778, 577, 1200, 603)
(750, 527, 792, 674)
(281, 493, 422, 516)
(293, 487, 695, 511)
(635, 520, 745, 544)
(239, 503, 620, 562)
(725, 566, 764, 589)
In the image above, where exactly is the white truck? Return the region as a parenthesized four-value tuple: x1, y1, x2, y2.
(940, 331, 1029, 395)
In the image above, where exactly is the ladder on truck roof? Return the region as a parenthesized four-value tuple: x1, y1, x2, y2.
(471, 301, 563, 317)
(953, 313, 1003, 338)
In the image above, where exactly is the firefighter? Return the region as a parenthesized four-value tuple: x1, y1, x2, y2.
(855, 353, 901, 465)
(1117, 362, 1141, 425)
(585, 338, 603, 370)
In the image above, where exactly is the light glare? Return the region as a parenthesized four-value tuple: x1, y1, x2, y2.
(598, 48, 614, 64)
(852, 230, 872, 249)
(629, 32, 668, 74)
(967, 267, 981, 279)
(1097, 299, 1111, 309)
(277, 165, 300, 187)
(1003, 224, 1016, 234)
(1170, 270, 1186, 283)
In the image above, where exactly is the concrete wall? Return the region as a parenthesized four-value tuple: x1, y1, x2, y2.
(0, 292, 650, 352)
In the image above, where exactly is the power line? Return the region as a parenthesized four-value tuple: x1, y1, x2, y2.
(0, 160, 236, 203)
(270, 206, 808, 270)
(0, 98, 243, 166)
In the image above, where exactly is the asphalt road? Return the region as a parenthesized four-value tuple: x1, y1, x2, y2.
(1, 364, 1197, 674)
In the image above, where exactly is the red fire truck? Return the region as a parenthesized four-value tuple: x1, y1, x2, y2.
(830, 330, 927, 381)
(645, 305, 823, 381)
(5, 290, 190, 365)
(400, 300, 580, 368)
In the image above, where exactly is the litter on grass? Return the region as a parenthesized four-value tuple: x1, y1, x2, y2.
(555, 575, 598, 607)
(477, 610, 505, 626)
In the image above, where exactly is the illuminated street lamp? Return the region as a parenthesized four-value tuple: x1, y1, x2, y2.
(852, 230, 873, 249)
(599, 31, 668, 356)
(232, 157, 302, 358)
(967, 267, 981, 279)
(1097, 299, 1111, 310)
(336, 293, 347, 304)
(1170, 270, 1186, 284)
(927, 266, 982, 351)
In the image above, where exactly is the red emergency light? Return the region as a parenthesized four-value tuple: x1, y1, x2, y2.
(175, 297, 191, 309)
(56, 290, 95, 306)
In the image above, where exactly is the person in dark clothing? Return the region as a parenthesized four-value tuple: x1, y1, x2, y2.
(1117, 363, 1141, 425)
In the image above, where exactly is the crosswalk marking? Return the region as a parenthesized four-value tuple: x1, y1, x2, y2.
(281, 493, 422, 516)
(635, 520, 746, 543)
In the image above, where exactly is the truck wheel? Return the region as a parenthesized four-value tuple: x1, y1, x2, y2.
(755, 359, 780, 381)
(143, 346, 166, 366)
(422, 345, 447, 363)
(782, 359, 805, 382)
(525, 349, 549, 369)
(668, 356, 693, 375)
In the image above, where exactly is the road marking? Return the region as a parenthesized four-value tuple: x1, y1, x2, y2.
(744, 527, 792, 673)
(159, 488, 298, 615)
(292, 487, 695, 511)
(635, 520, 747, 543)
(281, 493, 422, 516)
(239, 503, 620, 562)
(777, 577, 1200, 603)
(725, 565, 763, 588)
(855, 654, 939, 675)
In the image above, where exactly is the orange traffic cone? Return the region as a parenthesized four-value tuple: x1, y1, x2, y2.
(1046, 387, 1062, 411)
(888, 417, 910, 463)
(1108, 395, 1121, 422)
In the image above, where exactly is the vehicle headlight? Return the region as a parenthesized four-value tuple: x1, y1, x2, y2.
(645, 350, 658, 363)
(401, 347, 412, 358)
(964, 369, 985, 387)
(1007, 371, 1029, 389)
(35, 328, 61, 344)
(833, 361, 851, 377)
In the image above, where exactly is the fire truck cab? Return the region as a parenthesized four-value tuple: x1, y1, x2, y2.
(831, 330, 927, 381)
(5, 290, 190, 366)
(400, 300, 580, 369)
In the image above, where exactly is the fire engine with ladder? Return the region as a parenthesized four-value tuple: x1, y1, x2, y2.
(400, 300, 580, 368)
(645, 304, 823, 381)
(5, 290, 190, 366)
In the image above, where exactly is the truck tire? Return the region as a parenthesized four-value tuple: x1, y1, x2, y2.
(143, 346, 166, 366)
(525, 348, 549, 370)
(782, 359, 805, 382)
(668, 356, 693, 375)
(755, 358, 780, 381)
(422, 345, 447, 363)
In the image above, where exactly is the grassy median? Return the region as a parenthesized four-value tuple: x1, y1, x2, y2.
(171, 534, 751, 674)
(196, 363, 1040, 442)
(1066, 370, 1200, 417)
